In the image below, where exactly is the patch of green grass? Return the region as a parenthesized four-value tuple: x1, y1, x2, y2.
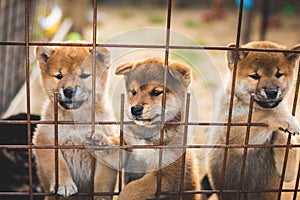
(120, 10, 134, 19)
(185, 19, 199, 28)
(148, 16, 165, 24)
(196, 40, 208, 46)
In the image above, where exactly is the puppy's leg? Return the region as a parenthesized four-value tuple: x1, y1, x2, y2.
(272, 130, 299, 182)
(94, 162, 117, 200)
(87, 130, 122, 169)
(87, 131, 119, 199)
(86, 130, 120, 146)
(34, 135, 77, 197)
(118, 172, 158, 200)
(264, 112, 300, 136)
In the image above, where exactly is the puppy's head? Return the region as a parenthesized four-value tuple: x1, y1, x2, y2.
(115, 58, 191, 126)
(36, 46, 110, 110)
(227, 41, 300, 108)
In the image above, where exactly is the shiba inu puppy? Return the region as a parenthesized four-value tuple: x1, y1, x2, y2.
(33, 46, 117, 200)
(204, 41, 300, 200)
(91, 58, 200, 200)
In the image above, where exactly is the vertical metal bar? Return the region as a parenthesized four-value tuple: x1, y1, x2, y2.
(237, 94, 255, 199)
(161, 0, 173, 142)
(292, 62, 300, 117)
(157, 0, 173, 198)
(91, 0, 98, 135)
(119, 94, 125, 193)
(292, 62, 300, 199)
(25, 0, 33, 199)
(54, 92, 59, 200)
(293, 161, 300, 200)
(219, 0, 244, 198)
(90, 149, 95, 200)
(90, 0, 98, 198)
(278, 50, 300, 200)
(179, 93, 190, 200)
(277, 135, 292, 200)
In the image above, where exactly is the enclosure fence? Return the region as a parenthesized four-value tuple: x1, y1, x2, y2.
(0, 0, 300, 200)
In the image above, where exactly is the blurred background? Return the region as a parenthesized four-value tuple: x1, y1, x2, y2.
(1, 0, 300, 118)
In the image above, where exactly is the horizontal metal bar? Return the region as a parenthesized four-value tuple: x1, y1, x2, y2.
(0, 188, 298, 197)
(1, 41, 300, 54)
(0, 119, 268, 127)
(0, 191, 119, 197)
(0, 143, 297, 150)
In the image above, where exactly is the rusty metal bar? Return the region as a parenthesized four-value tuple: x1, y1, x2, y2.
(292, 62, 300, 199)
(2, 41, 300, 54)
(89, 0, 98, 198)
(157, 0, 173, 198)
(276, 58, 300, 199)
(237, 94, 255, 199)
(179, 93, 191, 199)
(0, 191, 119, 198)
(277, 133, 292, 199)
(219, 0, 244, 198)
(293, 161, 300, 200)
(91, 0, 98, 133)
(3, 143, 300, 150)
(292, 60, 300, 117)
(0, 188, 298, 198)
(90, 150, 96, 199)
(25, 0, 33, 199)
(54, 92, 59, 200)
(118, 94, 125, 193)
(0, 119, 268, 127)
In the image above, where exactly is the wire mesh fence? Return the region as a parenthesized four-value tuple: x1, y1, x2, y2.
(1, 0, 300, 199)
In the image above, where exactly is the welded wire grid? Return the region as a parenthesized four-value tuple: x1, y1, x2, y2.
(0, 0, 300, 199)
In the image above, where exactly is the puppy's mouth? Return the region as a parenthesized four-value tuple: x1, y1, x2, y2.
(254, 99, 282, 108)
(59, 100, 86, 110)
(58, 89, 90, 110)
(132, 115, 160, 126)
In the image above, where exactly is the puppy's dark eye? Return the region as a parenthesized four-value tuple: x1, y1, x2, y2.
(130, 90, 137, 96)
(55, 73, 63, 80)
(150, 89, 163, 97)
(249, 73, 260, 80)
(79, 73, 90, 79)
(275, 71, 284, 78)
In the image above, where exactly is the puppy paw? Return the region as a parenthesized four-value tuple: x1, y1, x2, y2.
(279, 117, 300, 136)
(49, 180, 78, 197)
(86, 131, 110, 147)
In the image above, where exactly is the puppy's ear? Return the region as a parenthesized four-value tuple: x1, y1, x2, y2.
(168, 62, 191, 86)
(227, 43, 249, 65)
(90, 47, 111, 67)
(36, 46, 55, 66)
(115, 62, 134, 75)
(284, 44, 300, 62)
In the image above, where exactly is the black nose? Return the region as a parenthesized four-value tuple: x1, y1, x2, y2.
(265, 88, 278, 99)
(63, 87, 75, 99)
(131, 105, 143, 116)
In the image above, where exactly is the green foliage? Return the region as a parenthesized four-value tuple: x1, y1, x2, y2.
(148, 16, 165, 24)
(185, 19, 199, 28)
